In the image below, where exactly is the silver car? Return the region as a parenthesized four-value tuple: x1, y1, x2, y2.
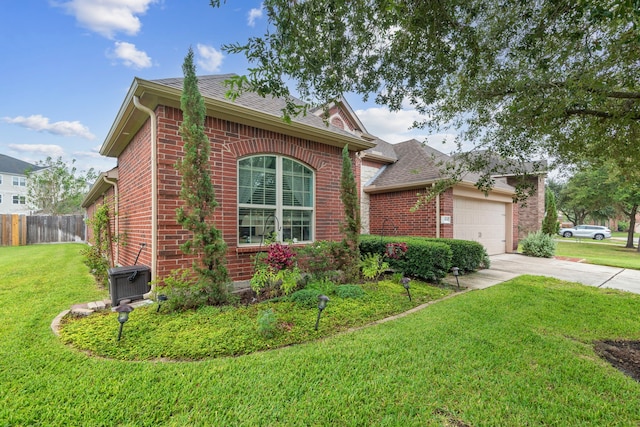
(558, 225, 612, 240)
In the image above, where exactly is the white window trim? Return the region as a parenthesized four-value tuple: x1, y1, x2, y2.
(238, 155, 315, 245)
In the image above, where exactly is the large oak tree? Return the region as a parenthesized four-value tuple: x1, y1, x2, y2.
(212, 0, 639, 197)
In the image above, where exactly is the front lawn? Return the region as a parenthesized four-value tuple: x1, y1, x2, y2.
(555, 241, 640, 269)
(2, 244, 640, 426)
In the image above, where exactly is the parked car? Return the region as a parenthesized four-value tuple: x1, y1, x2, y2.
(558, 225, 612, 240)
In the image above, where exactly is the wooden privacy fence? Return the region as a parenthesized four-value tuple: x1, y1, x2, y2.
(0, 214, 86, 246)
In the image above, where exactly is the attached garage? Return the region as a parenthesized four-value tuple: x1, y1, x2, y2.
(453, 186, 515, 255)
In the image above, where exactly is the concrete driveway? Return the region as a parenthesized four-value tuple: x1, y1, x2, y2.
(455, 253, 640, 294)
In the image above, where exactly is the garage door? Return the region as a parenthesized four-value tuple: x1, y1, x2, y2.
(453, 197, 506, 255)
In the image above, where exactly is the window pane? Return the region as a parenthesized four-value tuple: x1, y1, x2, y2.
(282, 159, 313, 207)
(282, 210, 312, 242)
(238, 208, 277, 244)
(239, 156, 276, 206)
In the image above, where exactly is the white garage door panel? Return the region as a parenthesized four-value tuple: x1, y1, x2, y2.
(454, 197, 506, 255)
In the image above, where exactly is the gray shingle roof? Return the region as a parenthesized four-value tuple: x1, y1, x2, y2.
(366, 139, 514, 191)
(152, 74, 357, 139)
(366, 139, 450, 188)
(363, 138, 398, 161)
(0, 154, 42, 175)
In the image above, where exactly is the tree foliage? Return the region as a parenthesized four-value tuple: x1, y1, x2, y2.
(213, 0, 640, 197)
(340, 145, 361, 282)
(175, 47, 229, 302)
(26, 156, 96, 215)
(556, 167, 617, 226)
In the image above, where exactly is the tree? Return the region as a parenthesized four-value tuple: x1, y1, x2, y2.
(340, 145, 361, 282)
(213, 0, 640, 198)
(557, 167, 617, 226)
(26, 157, 96, 215)
(175, 47, 229, 303)
(541, 187, 559, 236)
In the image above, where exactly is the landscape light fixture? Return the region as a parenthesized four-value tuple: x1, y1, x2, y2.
(156, 294, 168, 312)
(452, 267, 460, 289)
(315, 295, 330, 331)
(115, 303, 134, 341)
(401, 277, 412, 301)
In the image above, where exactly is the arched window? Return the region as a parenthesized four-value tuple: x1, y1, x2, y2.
(238, 155, 314, 245)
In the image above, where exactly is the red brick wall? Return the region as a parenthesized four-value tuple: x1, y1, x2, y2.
(368, 188, 454, 238)
(109, 105, 352, 282)
(507, 174, 545, 238)
(115, 120, 154, 268)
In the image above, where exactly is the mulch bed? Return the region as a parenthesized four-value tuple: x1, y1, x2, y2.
(594, 340, 640, 382)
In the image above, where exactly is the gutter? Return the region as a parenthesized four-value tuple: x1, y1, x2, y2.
(132, 96, 158, 297)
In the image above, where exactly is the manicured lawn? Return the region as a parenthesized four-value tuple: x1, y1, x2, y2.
(555, 241, 640, 269)
(2, 244, 640, 426)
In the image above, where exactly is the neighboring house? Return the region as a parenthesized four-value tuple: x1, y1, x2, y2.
(0, 154, 43, 215)
(83, 73, 527, 284)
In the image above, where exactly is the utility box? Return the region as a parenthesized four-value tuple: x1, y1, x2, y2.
(108, 265, 151, 307)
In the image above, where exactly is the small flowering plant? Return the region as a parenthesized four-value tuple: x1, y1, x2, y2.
(266, 242, 295, 271)
(385, 242, 408, 259)
(251, 242, 300, 296)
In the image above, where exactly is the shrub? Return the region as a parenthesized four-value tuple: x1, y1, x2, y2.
(156, 268, 230, 312)
(79, 245, 109, 288)
(335, 284, 365, 299)
(295, 241, 342, 281)
(360, 253, 389, 280)
(360, 235, 488, 277)
(521, 230, 557, 258)
(288, 288, 323, 308)
(257, 309, 278, 338)
(427, 238, 489, 273)
(304, 278, 337, 296)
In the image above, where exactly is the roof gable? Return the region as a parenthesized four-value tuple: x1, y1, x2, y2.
(101, 74, 374, 157)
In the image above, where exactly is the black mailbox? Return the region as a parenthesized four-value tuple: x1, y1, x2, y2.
(108, 265, 151, 307)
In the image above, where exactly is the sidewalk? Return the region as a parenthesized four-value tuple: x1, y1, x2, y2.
(446, 253, 640, 294)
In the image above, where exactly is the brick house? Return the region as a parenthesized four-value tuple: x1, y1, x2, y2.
(83, 74, 532, 285)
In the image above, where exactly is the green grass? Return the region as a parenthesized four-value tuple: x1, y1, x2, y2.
(2, 244, 640, 426)
(59, 279, 450, 361)
(555, 241, 640, 269)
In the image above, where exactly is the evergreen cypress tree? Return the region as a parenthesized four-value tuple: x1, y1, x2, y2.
(175, 47, 229, 303)
(542, 187, 560, 236)
(340, 145, 361, 282)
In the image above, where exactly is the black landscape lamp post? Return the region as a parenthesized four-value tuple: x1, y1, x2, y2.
(401, 277, 411, 301)
(115, 303, 134, 341)
(156, 294, 168, 312)
(315, 295, 330, 331)
(452, 267, 460, 290)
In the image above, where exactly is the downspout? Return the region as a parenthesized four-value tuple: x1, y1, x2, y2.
(435, 184, 441, 238)
(102, 176, 119, 262)
(132, 96, 158, 298)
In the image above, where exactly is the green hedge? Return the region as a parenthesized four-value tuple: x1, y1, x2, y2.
(360, 235, 451, 281)
(360, 235, 489, 280)
(423, 238, 490, 273)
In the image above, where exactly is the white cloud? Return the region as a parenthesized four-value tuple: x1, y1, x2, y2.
(112, 41, 152, 69)
(8, 144, 65, 159)
(356, 107, 466, 153)
(356, 107, 426, 143)
(247, 5, 263, 27)
(196, 44, 224, 73)
(59, 0, 157, 39)
(3, 115, 96, 140)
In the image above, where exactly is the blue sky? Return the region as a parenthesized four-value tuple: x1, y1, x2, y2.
(0, 0, 456, 174)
